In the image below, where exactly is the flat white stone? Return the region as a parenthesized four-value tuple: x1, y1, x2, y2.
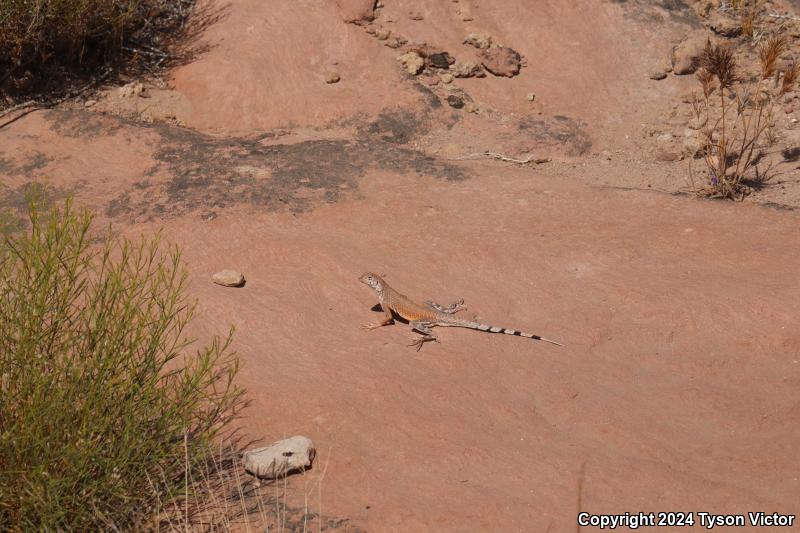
(243, 436, 316, 480)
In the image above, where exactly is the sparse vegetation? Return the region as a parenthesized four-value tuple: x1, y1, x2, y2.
(689, 36, 797, 199)
(739, 1, 759, 38)
(0, 194, 244, 531)
(0, 0, 195, 99)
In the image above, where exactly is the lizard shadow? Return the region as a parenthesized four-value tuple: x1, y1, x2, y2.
(370, 303, 411, 325)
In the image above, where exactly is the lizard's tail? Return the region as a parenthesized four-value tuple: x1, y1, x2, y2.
(439, 320, 563, 346)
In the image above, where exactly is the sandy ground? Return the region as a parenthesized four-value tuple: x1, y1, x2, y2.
(2, 0, 800, 531)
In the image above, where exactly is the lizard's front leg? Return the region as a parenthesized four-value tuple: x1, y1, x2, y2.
(424, 299, 466, 314)
(408, 321, 439, 351)
(361, 303, 395, 330)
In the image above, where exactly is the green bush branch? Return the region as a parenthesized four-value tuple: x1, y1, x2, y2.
(0, 196, 244, 531)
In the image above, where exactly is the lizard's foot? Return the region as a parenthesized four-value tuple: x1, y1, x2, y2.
(408, 335, 439, 351)
(425, 299, 467, 314)
(408, 320, 439, 351)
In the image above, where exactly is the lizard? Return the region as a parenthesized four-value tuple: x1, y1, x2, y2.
(359, 272, 562, 351)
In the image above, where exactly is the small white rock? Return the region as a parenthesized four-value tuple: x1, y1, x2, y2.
(212, 269, 245, 287)
(243, 436, 316, 480)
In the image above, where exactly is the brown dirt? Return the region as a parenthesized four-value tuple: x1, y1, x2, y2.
(1, 0, 799, 531)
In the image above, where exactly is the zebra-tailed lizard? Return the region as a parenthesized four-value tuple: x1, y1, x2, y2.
(359, 272, 562, 350)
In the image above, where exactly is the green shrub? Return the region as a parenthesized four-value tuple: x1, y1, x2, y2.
(0, 197, 244, 531)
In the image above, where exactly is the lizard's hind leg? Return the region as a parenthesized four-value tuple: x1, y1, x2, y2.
(361, 303, 395, 330)
(408, 321, 439, 351)
(424, 299, 466, 314)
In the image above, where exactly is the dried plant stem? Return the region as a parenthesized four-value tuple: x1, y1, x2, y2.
(448, 152, 550, 164)
(718, 85, 728, 186)
(740, 103, 769, 177)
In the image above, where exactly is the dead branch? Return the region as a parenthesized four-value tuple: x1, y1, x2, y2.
(448, 151, 551, 165)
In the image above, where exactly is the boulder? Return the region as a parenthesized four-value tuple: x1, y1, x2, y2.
(480, 46, 522, 77)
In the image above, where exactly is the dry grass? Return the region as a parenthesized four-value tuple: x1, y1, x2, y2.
(701, 41, 739, 89)
(740, 8, 756, 37)
(759, 34, 787, 80)
(151, 439, 334, 533)
(689, 37, 792, 199)
(738, 0, 760, 37)
(780, 61, 799, 95)
(0, 0, 197, 100)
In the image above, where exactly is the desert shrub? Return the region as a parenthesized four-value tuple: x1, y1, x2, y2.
(0, 196, 244, 531)
(689, 36, 797, 199)
(0, 0, 194, 97)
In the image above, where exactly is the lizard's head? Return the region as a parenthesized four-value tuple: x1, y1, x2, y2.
(359, 272, 384, 292)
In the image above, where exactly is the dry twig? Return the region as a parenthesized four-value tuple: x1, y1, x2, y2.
(448, 151, 550, 164)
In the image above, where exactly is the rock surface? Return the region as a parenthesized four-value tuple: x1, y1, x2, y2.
(337, 0, 376, 23)
(672, 33, 709, 75)
(243, 436, 316, 479)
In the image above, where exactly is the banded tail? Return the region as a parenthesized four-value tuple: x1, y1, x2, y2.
(439, 319, 563, 346)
